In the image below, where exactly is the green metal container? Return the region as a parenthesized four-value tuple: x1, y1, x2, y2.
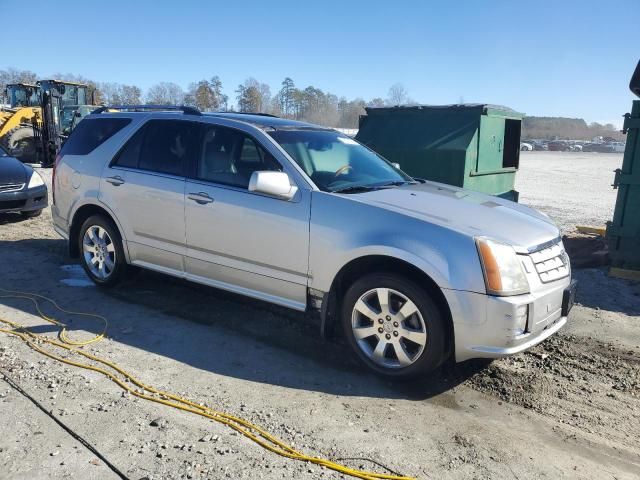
(607, 100, 640, 270)
(356, 104, 523, 201)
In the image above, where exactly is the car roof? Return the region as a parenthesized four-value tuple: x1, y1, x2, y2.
(204, 112, 324, 130)
(90, 109, 331, 131)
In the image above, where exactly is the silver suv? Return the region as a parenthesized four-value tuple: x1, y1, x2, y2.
(52, 107, 576, 379)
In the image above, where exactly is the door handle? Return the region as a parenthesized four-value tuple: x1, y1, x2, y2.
(187, 192, 214, 204)
(105, 175, 125, 186)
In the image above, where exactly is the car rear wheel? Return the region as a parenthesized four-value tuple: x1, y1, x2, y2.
(341, 273, 447, 380)
(79, 215, 126, 287)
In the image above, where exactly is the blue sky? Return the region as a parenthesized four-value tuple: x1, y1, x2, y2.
(4, 0, 638, 126)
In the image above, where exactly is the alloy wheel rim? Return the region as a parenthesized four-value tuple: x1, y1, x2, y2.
(82, 225, 116, 280)
(351, 287, 427, 369)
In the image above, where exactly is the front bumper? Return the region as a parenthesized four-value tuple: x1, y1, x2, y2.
(444, 274, 573, 362)
(0, 184, 48, 213)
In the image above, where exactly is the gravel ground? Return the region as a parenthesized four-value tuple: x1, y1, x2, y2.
(1, 157, 639, 480)
(515, 151, 622, 234)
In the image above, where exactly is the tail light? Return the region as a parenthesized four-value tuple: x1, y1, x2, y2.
(52, 154, 62, 205)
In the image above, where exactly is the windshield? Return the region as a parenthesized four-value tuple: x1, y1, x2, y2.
(268, 129, 412, 192)
(7, 85, 39, 108)
(61, 107, 77, 131)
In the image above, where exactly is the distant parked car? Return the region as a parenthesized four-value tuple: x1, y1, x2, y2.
(610, 142, 625, 153)
(568, 144, 583, 152)
(583, 143, 615, 153)
(520, 142, 533, 151)
(0, 145, 47, 218)
(532, 141, 548, 151)
(547, 141, 569, 152)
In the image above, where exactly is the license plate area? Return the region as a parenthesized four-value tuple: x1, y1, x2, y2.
(561, 280, 578, 317)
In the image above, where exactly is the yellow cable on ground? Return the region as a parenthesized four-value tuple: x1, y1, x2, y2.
(0, 288, 415, 480)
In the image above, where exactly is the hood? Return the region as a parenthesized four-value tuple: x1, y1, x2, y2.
(350, 182, 559, 252)
(0, 155, 30, 185)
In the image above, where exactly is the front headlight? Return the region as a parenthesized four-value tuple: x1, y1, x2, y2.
(27, 171, 44, 189)
(476, 237, 530, 296)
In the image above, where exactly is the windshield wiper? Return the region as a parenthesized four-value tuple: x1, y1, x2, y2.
(330, 185, 382, 194)
(375, 180, 417, 188)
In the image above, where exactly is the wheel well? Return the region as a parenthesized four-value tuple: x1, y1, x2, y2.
(322, 255, 454, 357)
(69, 204, 118, 258)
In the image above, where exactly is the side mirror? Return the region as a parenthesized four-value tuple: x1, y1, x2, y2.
(391, 162, 401, 169)
(249, 171, 298, 200)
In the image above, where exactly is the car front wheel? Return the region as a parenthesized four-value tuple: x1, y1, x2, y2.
(79, 215, 126, 287)
(341, 273, 447, 380)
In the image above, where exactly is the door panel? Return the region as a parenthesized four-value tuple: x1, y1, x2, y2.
(477, 116, 505, 173)
(100, 167, 185, 272)
(98, 119, 198, 273)
(185, 182, 311, 310)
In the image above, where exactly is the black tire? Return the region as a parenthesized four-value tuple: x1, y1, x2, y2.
(2, 126, 36, 163)
(341, 273, 447, 380)
(20, 209, 42, 218)
(78, 214, 127, 287)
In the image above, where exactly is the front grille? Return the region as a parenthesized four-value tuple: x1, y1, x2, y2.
(0, 183, 24, 193)
(530, 242, 570, 283)
(0, 199, 26, 210)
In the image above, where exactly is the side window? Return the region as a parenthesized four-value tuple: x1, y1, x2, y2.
(60, 117, 131, 155)
(137, 120, 199, 176)
(197, 126, 281, 188)
(113, 126, 144, 168)
(239, 138, 261, 163)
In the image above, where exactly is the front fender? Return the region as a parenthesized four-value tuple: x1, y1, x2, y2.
(309, 192, 486, 294)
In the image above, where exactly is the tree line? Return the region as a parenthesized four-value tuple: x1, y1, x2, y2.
(4, 67, 620, 136)
(522, 116, 623, 141)
(0, 67, 414, 128)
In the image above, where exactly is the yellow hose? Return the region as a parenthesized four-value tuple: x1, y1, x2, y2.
(0, 288, 414, 480)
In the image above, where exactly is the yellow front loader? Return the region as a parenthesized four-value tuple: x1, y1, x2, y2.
(0, 83, 42, 163)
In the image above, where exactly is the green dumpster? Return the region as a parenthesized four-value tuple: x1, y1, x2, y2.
(607, 100, 640, 272)
(356, 104, 523, 201)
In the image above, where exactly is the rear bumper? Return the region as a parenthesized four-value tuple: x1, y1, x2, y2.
(444, 275, 572, 362)
(0, 184, 47, 213)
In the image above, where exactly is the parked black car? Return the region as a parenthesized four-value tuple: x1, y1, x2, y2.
(583, 143, 615, 153)
(0, 146, 48, 218)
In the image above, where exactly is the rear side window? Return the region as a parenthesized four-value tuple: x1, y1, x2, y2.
(114, 127, 144, 168)
(112, 120, 199, 177)
(60, 117, 131, 155)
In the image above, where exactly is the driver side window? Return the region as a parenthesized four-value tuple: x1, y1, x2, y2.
(197, 126, 282, 188)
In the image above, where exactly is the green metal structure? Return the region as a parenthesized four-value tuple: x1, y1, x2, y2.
(356, 104, 523, 201)
(607, 100, 640, 271)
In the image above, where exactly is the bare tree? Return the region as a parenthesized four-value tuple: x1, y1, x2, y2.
(367, 98, 386, 108)
(387, 83, 409, 106)
(121, 85, 142, 104)
(100, 83, 142, 105)
(145, 82, 184, 105)
(338, 97, 366, 128)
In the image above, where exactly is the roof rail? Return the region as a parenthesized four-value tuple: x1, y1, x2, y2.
(91, 105, 202, 116)
(216, 111, 279, 118)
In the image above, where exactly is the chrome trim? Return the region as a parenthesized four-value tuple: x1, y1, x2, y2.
(0, 182, 25, 193)
(527, 235, 563, 253)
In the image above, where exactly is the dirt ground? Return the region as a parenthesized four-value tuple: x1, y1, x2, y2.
(1, 155, 639, 480)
